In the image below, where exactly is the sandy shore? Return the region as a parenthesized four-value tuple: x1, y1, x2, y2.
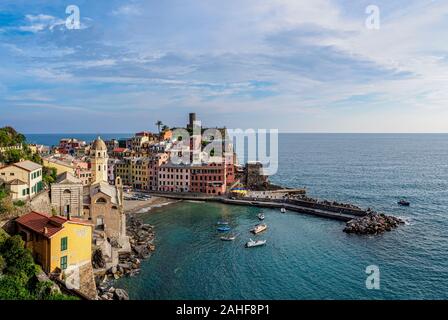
(123, 196, 177, 215)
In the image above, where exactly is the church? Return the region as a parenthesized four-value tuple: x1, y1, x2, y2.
(51, 137, 127, 245)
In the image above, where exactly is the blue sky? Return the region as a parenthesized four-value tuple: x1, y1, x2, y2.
(1, 0, 448, 133)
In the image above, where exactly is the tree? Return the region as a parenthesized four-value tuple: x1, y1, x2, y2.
(42, 166, 57, 185)
(0, 230, 76, 300)
(1, 149, 23, 164)
(0, 127, 26, 147)
(0, 275, 33, 300)
(155, 120, 163, 134)
(0, 236, 37, 279)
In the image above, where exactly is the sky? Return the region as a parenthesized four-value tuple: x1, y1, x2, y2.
(0, 0, 448, 133)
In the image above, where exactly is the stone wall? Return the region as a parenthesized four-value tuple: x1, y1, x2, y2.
(30, 190, 52, 213)
(51, 183, 83, 217)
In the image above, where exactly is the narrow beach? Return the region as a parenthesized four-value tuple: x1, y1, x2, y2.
(124, 196, 177, 215)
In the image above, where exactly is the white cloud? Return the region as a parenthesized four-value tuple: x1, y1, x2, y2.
(19, 14, 65, 33)
(112, 4, 142, 16)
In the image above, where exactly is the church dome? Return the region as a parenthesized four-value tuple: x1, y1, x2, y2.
(92, 136, 107, 151)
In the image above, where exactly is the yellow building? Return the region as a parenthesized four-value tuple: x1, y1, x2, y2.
(0, 160, 43, 200)
(15, 211, 92, 273)
(42, 157, 75, 175)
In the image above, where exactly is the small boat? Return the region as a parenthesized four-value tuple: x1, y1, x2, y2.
(217, 226, 231, 232)
(221, 235, 237, 241)
(280, 207, 286, 213)
(398, 199, 410, 206)
(257, 213, 265, 220)
(217, 221, 229, 225)
(251, 223, 267, 234)
(245, 239, 266, 248)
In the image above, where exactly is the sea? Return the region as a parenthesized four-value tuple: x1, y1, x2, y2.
(25, 133, 448, 299)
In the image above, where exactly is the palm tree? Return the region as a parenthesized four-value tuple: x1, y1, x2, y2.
(155, 120, 163, 134)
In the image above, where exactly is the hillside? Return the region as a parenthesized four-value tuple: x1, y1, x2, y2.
(0, 127, 26, 147)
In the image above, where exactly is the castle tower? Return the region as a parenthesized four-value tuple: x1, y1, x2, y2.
(91, 136, 108, 183)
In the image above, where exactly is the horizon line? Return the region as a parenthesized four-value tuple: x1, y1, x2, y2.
(22, 131, 448, 135)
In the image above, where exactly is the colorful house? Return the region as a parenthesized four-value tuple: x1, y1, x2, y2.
(0, 160, 43, 200)
(15, 211, 93, 273)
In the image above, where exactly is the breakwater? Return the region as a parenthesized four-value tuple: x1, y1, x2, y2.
(143, 191, 365, 222)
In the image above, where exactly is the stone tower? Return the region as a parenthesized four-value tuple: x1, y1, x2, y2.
(91, 136, 108, 183)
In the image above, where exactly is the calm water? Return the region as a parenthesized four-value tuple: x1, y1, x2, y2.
(28, 133, 448, 299)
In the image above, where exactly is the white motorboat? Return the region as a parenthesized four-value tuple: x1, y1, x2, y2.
(251, 223, 267, 234)
(245, 239, 267, 248)
(257, 213, 265, 220)
(280, 207, 286, 213)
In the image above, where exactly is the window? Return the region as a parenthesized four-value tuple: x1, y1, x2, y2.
(61, 237, 68, 251)
(95, 197, 107, 204)
(60, 256, 68, 270)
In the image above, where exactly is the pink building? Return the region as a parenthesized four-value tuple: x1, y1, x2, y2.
(190, 162, 227, 195)
(158, 164, 191, 192)
(148, 153, 169, 191)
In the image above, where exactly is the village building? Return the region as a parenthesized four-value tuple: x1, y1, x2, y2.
(0, 160, 43, 200)
(43, 155, 92, 186)
(16, 211, 93, 273)
(158, 163, 191, 192)
(50, 172, 83, 217)
(15, 211, 96, 299)
(51, 137, 128, 247)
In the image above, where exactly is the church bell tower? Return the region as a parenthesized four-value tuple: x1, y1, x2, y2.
(91, 136, 108, 183)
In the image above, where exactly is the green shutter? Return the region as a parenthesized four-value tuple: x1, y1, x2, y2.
(60, 256, 68, 270)
(61, 237, 68, 251)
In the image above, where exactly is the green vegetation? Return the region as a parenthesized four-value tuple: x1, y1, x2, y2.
(0, 127, 43, 165)
(0, 185, 8, 201)
(0, 230, 76, 300)
(0, 127, 26, 147)
(0, 186, 15, 218)
(42, 166, 57, 185)
(13, 200, 26, 207)
(0, 185, 22, 219)
(155, 120, 163, 134)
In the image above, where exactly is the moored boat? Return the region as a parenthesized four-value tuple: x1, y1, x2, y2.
(217, 221, 229, 225)
(257, 213, 265, 220)
(251, 223, 267, 234)
(221, 235, 237, 241)
(280, 207, 286, 213)
(217, 226, 231, 232)
(398, 199, 410, 206)
(245, 239, 266, 248)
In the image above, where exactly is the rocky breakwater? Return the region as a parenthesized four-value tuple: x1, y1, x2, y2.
(343, 212, 404, 235)
(95, 215, 156, 300)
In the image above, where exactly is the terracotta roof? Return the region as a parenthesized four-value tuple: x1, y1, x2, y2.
(15, 211, 92, 238)
(113, 148, 127, 153)
(16, 211, 65, 238)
